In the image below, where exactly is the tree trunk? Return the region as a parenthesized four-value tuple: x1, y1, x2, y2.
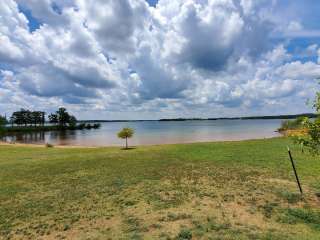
(125, 137, 128, 149)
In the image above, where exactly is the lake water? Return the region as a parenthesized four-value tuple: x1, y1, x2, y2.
(1, 119, 282, 146)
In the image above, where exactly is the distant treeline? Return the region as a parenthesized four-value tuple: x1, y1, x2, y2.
(160, 113, 318, 121)
(71, 113, 318, 123)
(236, 113, 318, 120)
(159, 118, 202, 121)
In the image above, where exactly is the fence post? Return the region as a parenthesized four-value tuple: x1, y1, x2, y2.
(287, 147, 303, 195)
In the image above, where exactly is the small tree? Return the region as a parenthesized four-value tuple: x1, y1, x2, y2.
(297, 80, 320, 154)
(117, 127, 134, 149)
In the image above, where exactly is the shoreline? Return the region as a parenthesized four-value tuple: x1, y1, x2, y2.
(0, 135, 284, 148)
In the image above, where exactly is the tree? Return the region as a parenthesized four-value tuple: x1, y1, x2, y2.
(32, 111, 41, 126)
(57, 108, 70, 127)
(10, 109, 45, 127)
(11, 110, 24, 126)
(48, 113, 58, 125)
(49, 108, 76, 127)
(69, 115, 77, 128)
(117, 127, 134, 149)
(297, 81, 320, 154)
(0, 115, 7, 130)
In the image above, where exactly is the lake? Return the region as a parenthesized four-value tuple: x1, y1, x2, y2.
(1, 119, 283, 146)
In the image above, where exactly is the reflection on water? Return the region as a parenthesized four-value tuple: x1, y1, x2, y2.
(3, 132, 45, 144)
(1, 119, 282, 146)
(2, 130, 78, 145)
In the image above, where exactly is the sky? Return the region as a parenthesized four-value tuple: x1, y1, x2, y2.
(1, 0, 320, 120)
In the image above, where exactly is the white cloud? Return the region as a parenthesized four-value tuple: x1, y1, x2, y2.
(0, 0, 320, 118)
(287, 21, 303, 32)
(0, 34, 24, 61)
(75, 0, 149, 55)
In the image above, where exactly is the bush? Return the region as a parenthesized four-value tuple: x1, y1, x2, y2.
(297, 117, 320, 154)
(279, 117, 306, 131)
(176, 228, 192, 240)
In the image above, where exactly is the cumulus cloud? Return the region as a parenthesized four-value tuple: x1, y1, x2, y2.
(0, 0, 320, 118)
(76, 0, 149, 55)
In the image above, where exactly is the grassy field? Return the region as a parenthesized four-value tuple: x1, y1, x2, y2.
(0, 138, 320, 240)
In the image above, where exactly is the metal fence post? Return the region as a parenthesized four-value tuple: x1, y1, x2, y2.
(287, 147, 303, 195)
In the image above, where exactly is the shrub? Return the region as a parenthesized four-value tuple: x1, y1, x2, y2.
(279, 117, 306, 131)
(176, 228, 192, 240)
(297, 117, 320, 154)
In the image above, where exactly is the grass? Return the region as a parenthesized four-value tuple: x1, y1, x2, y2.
(0, 137, 320, 239)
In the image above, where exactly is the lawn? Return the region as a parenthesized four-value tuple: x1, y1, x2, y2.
(0, 137, 320, 240)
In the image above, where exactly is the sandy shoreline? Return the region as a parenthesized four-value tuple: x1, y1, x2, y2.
(0, 135, 285, 149)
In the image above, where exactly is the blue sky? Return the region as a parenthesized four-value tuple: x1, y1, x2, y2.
(18, 5, 41, 32)
(0, 0, 320, 119)
(146, 0, 158, 7)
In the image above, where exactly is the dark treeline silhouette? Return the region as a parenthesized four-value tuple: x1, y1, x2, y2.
(10, 109, 45, 127)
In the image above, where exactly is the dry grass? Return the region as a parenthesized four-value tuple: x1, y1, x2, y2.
(279, 129, 308, 137)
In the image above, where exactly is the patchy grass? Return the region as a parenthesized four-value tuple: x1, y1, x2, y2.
(0, 137, 320, 239)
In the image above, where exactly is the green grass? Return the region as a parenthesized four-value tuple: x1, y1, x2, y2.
(0, 137, 320, 239)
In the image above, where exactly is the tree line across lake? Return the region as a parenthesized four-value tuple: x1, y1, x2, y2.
(0, 108, 100, 133)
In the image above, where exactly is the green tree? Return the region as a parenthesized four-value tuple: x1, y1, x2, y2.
(297, 82, 320, 154)
(69, 115, 77, 128)
(0, 115, 7, 130)
(117, 127, 134, 149)
(32, 111, 41, 126)
(57, 108, 70, 127)
(11, 109, 25, 126)
(24, 110, 32, 126)
(297, 118, 320, 154)
(49, 108, 76, 128)
(48, 113, 58, 125)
